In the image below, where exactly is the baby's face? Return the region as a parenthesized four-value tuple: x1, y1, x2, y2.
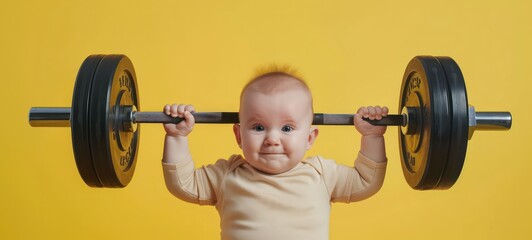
(234, 85, 318, 174)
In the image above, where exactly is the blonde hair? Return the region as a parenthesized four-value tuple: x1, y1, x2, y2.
(252, 64, 303, 81)
(241, 64, 310, 98)
(239, 64, 314, 116)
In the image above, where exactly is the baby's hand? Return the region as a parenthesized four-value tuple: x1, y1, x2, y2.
(354, 106, 389, 136)
(163, 104, 195, 137)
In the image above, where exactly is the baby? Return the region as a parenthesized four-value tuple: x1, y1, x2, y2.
(161, 71, 388, 240)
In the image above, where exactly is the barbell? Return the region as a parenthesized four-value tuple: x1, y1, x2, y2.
(29, 54, 512, 190)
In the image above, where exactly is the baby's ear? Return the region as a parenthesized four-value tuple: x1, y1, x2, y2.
(233, 124, 242, 149)
(306, 126, 319, 150)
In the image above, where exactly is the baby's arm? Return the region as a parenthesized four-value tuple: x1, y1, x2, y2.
(353, 106, 388, 163)
(161, 104, 228, 205)
(319, 106, 389, 203)
(162, 104, 195, 164)
(161, 104, 204, 203)
(324, 107, 389, 202)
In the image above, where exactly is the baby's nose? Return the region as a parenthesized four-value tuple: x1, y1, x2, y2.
(264, 131, 281, 146)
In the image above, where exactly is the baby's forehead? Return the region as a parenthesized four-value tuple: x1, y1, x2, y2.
(242, 74, 311, 96)
(240, 75, 314, 117)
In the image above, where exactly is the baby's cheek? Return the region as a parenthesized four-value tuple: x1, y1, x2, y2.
(288, 141, 307, 159)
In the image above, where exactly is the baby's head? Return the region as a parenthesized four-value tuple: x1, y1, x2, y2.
(233, 68, 319, 174)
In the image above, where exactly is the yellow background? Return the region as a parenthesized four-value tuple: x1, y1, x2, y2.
(1, 0, 530, 239)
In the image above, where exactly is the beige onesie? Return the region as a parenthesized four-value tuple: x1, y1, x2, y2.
(162, 153, 386, 240)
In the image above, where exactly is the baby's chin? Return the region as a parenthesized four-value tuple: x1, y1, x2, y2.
(247, 156, 300, 174)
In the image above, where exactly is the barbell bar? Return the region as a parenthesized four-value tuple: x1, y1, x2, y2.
(28, 54, 512, 190)
(29, 107, 510, 135)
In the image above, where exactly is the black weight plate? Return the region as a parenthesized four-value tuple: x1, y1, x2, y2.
(434, 57, 468, 189)
(71, 55, 105, 187)
(89, 55, 140, 187)
(399, 56, 451, 190)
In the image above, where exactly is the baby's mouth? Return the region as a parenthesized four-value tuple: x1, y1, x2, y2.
(259, 153, 286, 159)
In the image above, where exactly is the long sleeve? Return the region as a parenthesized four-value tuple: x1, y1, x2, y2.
(310, 153, 387, 203)
(162, 155, 239, 205)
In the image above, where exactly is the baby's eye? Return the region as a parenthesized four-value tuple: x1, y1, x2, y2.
(281, 125, 294, 133)
(253, 125, 265, 132)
